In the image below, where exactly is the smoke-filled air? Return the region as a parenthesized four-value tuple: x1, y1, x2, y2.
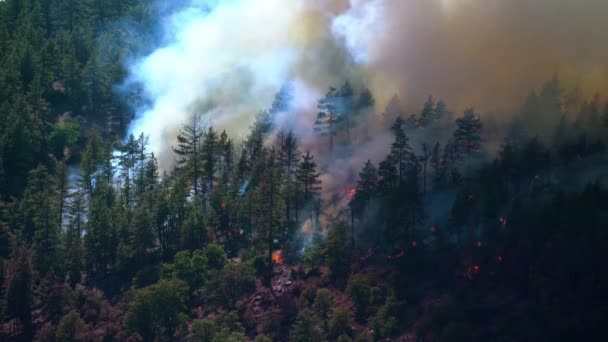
(1, 0, 608, 340)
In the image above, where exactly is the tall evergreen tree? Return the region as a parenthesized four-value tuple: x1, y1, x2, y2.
(296, 151, 322, 202)
(173, 113, 204, 197)
(453, 108, 483, 157)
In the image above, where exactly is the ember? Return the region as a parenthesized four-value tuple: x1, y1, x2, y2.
(430, 226, 438, 233)
(346, 187, 357, 199)
(499, 217, 507, 229)
(221, 201, 226, 209)
(411, 240, 417, 247)
(388, 250, 405, 260)
(272, 250, 284, 265)
(464, 264, 481, 279)
(360, 248, 373, 261)
(497, 255, 503, 262)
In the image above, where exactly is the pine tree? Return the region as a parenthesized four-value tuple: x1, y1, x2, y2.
(418, 95, 436, 127)
(255, 149, 283, 287)
(420, 142, 431, 193)
(19, 165, 59, 274)
(278, 130, 300, 225)
(202, 126, 218, 195)
(453, 108, 483, 157)
(378, 155, 398, 193)
(315, 86, 341, 151)
(356, 160, 378, 202)
(296, 151, 322, 202)
(4, 246, 33, 338)
(355, 87, 375, 138)
(173, 113, 204, 196)
(390, 117, 415, 183)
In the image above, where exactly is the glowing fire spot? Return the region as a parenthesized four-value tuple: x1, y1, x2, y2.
(497, 255, 503, 262)
(464, 264, 481, 279)
(411, 241, 417, 247)
(360, 248, 373, 261)
(430, 226, 438, 233)
(272, 250, 284, 265)
(346, 187, 357, 199)
(388, 250, 405, 260)
(499, 217, 507, 229)
(221, 201, 226, 209)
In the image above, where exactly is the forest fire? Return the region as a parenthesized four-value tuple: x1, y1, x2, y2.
(388, 249, 405, 260)
(346, 187, 357, 199)
(464, 264, 481, 279)
(272, 250, 284, 265)
(359, 248, 373, 261)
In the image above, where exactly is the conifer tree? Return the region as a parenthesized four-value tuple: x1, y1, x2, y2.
(173, 113, 204, 196)
(453, 108, 483, 157)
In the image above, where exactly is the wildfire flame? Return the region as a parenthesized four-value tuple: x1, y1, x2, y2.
(346, 187, 357, 199)
(499, 217, 507, 229)
(272, 250, 284, 265)
(464, 264, 481, 279)
(360, 248, 373, 261)
(388, 249, 405, 260)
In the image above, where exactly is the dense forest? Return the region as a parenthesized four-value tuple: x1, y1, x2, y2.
(1, 1, 608, 341)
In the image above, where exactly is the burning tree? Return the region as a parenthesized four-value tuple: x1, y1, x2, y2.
(255, 148, 284, 287)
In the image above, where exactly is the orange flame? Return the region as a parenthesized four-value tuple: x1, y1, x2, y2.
(346, 187, 357, 199)
(272, 250, 284, 265)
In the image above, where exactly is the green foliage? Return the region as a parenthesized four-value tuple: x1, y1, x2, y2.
(370, 297, 401, 339)
(124, 279, 189, 341)
(203, 244, 226, 270)
(324, 223, 350, 281)
(189, 319, 215, 342)
(329, 308, 353, 339)
(48, 120, 80, 160)
(56, 310, 86, 342)
(289, 309, 323, 342)
(170, 249, 209, 290)
(346, 274, 371, 322)
(206, 262, 256, 308)
(313, 288, 334, 329)
(253, 335, 272, 342)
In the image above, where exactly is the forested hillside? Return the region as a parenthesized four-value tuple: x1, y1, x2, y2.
(1, 1, 608, 341)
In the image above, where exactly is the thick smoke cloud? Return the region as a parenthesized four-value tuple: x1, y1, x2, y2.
(372, 0, 608, 112)
(126, 0, 608, 173)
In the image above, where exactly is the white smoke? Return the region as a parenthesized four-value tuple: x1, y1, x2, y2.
(126, 0, 387, 170)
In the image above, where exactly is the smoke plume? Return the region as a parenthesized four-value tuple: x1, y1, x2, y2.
(125, 0, 608, 189)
